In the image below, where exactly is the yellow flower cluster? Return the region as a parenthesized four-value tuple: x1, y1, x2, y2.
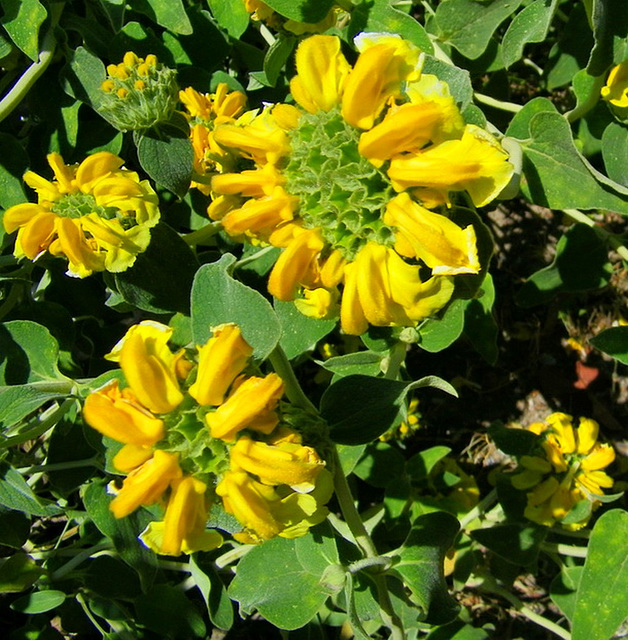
(207, 34, 514, 334)
(3, 152, 160, 277)
(179, 84, 247, 194)
(99, 52, 179, 131)
(82, 321, 331, 554)
(511, 413, 616, 528)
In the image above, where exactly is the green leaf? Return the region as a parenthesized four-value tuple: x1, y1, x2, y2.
(587, 0, 628, 75)
(418, 299, 467, 353)
(320, 352, 383, 378)
(191, 255, 281, 360)
(82, 481, 159, 589)
(601, 122, 628, 188)
(84, 556, 142, 599)
(0, 553, 42, 593)
(516, 224, 612, 307)
(136, 126, 194, 199)
(435, 0, 523, 60)
(426, 620, 490, 640)
(228, 526, 339, 630)
(0, 507, 30, 549)
(590, 326, 628, 364)
(0, 385, 66, 430)
(572, 509, 628, 640)
(61, 46, 107, 110)
(264, 35, 296, 87)
(406, 446, 452, 483)
(501, 0, 558, 68)
(190, 553, 234, 631)
(463, 274, 498, 365)
(206, 0, 250, 38)
(0, 321, 68, 385)
(141, 0, 193, 34)
(422, 57, 473, 110)
(488, 423, 539, 456)
(514, 109, 628, 213)
(353, 442, 406, 488)
(1, 0, 47, 61)
(262, 0, 334, 23)
(321, 375, 456, 445)
(350, 0, 434, 54)
(470, 524, 546, 566)
(0, 133, 28, 209)
(344, 572, 373, 640)
(136, 585, 206, 637)
(392, 512, 460, 625)
(11, 590, 66, 614)
(0, 462, 62, 517)
(274, 299, 336, 360)
(113, 223, 199, 315)
(550, 566, 582, 622)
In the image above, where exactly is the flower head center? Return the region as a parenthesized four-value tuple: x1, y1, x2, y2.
(51, 192, 135, 228)
(283, 108, 396, 260)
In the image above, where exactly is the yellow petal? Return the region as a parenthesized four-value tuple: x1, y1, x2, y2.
(341, 39, 419, 130)
(221, 188, 295, 237)
(546, 412, 576, 454)
(47, 153, 75, 193)
(55, 217, 105, 277)
(267, 230, 324, 300)
(601, 61, 628, 107)
(290, 35, 351, 113)
(188, 323, 253, 406)
(3, 203, 46, 234)
(340, 260, 368, 335)
(576, 417, 599, 454)
(110, 450, 181, 519)
(83, 379, 165, 446)
(206, 373, 284, 441)
(113, 444, 154, 473)
(14, 211, 57, 259)
(75, 152, 125, 193)
(115, 322, 184, 414)
(229, 436, 325, 490)
(384, 193, 480, 275)
(294, 287, 338, 320)
(387, 125, 514, 207)
(212, 164, 283, 197)
(581, 444, 616, 471)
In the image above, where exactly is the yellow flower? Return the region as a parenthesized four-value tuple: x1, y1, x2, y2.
(511, 413, 616, 528)
(244, 0, 345, 35)
(140, 477, 223, 556)
(82, 320, 331, 550)
(601, 61, 628, 108)
(188, 323, 254, 406)
(110, 450, 182, 519)
(82, 380, 164, 447)
(211, 34, 514, 334)
(3, 152, 159, 277)
(205, 373, 284, 441)
(106, 321, 185, 414)
(179, 84, 247, 194)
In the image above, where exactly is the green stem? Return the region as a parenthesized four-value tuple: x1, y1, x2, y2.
(215, 544, 254, 568)
(459, 488, 498, 530)
(382, 341, 406, 380)
(474, 92, 523, 114)
(234, 245, 277, 269)
(347, 556, 392, 575)
(1, 398, 77, 450)
(18, 457, 101, 475)
(562, 208, 628, 262)
(50, 542, 113, 581)
(488, 584, 571, 640)
(540, 542, 588, 558)
(76, 592, 109, 636)
(0, 4, 64, 123)
(269, 345, 318, 414)
(564, 75, 605, 123)
(181, 221, 223, 247)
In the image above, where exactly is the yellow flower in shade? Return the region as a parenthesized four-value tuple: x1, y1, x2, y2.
(601, 61, 628, 108)
(205, 373, 285, 441)
(179, 84, 247, 194)
(3, 152, 160, 277)
(243, 0, 345, 35)
(106, 321, 185, 415)
(188, 323, 254, 406)
(210, 34, 514, 334)
(511, 413, 616, 528)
